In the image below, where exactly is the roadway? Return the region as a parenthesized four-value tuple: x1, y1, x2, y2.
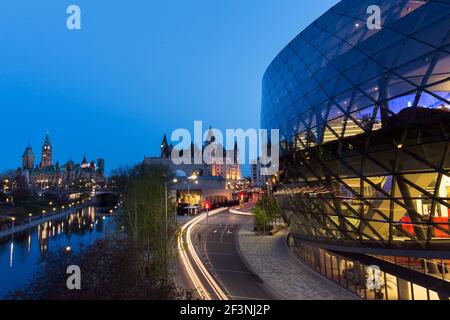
(177, 205, 277, 300)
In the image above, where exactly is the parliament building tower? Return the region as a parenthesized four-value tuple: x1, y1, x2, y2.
(40, 132, 52, 169)
(22, 144, 35, 170)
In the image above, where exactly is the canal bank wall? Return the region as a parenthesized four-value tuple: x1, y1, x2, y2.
(0, 203, 93, 239)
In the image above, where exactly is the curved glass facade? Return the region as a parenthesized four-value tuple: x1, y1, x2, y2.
(262, 0, 450, 257)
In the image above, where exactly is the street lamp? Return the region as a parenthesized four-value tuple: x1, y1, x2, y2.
(186, 174, 198, 205)
(163, 177, 179, 281)
(188, 174, 198, 180)
(28, 213, 32, 224)
(11, 217, 16, 231)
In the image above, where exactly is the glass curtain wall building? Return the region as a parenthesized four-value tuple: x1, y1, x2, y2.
(262, 0, 450, 299)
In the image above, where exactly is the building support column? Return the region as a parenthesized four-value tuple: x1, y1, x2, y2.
(398, 278, 411, 300)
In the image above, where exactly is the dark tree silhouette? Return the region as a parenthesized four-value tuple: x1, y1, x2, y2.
(7, 235, 182, 300)
(12, 173, 32, 204)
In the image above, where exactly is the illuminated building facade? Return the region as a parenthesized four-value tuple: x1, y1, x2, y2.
(20, 133, 106, 188)
(157, 130, 242, 185)
(211, 141, 242, 187)
(144, 134, 237, 206)
(262, 0, 450, 299)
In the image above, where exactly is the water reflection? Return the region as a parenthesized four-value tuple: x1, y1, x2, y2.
(0, 206, 115, 298)
(9, 242, 13, 269)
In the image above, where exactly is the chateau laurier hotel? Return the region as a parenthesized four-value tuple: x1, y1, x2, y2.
(18, 132, 105, 188)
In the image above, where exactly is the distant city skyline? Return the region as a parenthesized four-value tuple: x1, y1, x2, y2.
(0, 0, 339, 174)
(18, 131, 103, 170)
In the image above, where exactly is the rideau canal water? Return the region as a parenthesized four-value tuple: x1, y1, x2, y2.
(0, 206, 115, 297)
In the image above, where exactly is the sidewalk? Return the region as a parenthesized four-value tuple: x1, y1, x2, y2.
(238, 226, 357, 300)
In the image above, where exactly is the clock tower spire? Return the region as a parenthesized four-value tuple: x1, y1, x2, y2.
(40, 131, 52, 169)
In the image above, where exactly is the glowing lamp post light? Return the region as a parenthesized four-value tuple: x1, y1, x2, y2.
(186, 174, 198, 203)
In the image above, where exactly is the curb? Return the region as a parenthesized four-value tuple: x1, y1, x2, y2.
(235, 227, 286, 300)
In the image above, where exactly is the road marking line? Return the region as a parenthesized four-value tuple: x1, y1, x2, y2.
(178, 208, 229, 300)
(220, 225, 227, 244)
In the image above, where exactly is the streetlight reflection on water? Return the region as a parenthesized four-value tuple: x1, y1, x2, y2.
(9, 242, 13, 268)
(0, 206, 116, 297)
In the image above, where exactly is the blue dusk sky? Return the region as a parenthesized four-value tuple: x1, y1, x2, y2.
(0, 0, 338, 175)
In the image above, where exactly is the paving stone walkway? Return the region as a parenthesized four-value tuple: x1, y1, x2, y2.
(238, 227, 358, 300)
